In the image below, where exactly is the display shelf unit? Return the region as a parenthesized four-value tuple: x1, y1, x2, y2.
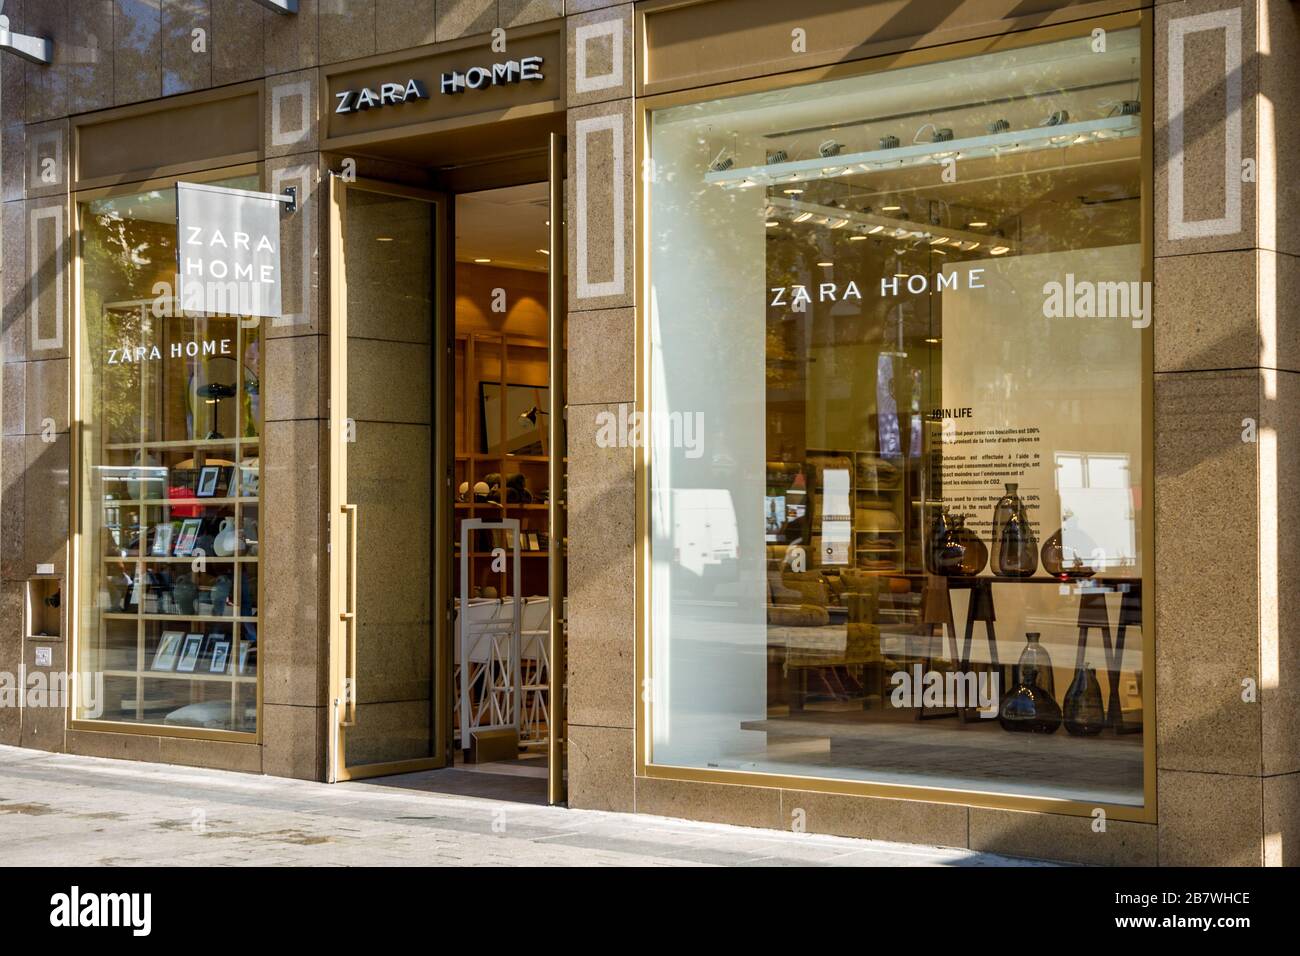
(453, 330, 559, 598)
(806, 448, 908, 574)
(83, 298, 261, 733)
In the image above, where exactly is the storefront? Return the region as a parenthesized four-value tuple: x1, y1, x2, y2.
(0, 0, 1296, 867)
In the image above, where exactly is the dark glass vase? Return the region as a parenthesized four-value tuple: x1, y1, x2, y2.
(1063, 663, 1107, 735)
(1000, 633, 1061, 732)
(1014, 631, 1055, 698)
(998, 682, 1062, 734)
(936, 514, 988, 577)
(1041, 526, 1095, 580)
(991, 482, 1038, 577)
(925, 505, 950, 576)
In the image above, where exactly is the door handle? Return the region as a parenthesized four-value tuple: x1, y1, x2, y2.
(340, 502, 358, 727)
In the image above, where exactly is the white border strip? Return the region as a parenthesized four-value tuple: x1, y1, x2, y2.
(575, 112, 625, 299)
(1167, 8, 1242, 240)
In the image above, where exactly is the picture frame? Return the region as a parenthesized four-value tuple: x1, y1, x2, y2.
(195, 466, 220, 498)
(149, 522, 176, 557)
(214, 466, 235, 498)
(208, 639, 231, 674)
(150, 631, 184, 671)
(173, 518, 203, 556)
(238, 642, 256, 676)
(175, 633, 204, 673)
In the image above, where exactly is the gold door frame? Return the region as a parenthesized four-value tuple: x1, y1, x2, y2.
(327, 175, 452, 783)
(547, 132, 568, 806)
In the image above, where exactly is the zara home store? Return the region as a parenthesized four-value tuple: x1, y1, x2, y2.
(0, 0, 1296, 867)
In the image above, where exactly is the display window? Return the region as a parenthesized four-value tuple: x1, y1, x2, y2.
(645, 22, 1149, 808)
(74, 174, 262, 735)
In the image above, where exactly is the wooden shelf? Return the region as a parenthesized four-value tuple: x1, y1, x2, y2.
(104, 438, 257, 451)
(106, 669, 256, 684)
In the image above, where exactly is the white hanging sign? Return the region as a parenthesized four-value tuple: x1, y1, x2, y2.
(176, 182, 284, 319)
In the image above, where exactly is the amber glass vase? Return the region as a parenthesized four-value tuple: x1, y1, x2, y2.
(936, 514, 988, 577)
(1041, 526, 1095, 580)
(925, 505, 950, 575)
(991, 482, 1038, 577)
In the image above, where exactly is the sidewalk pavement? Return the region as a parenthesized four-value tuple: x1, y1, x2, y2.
(0, 745, 1051, 866)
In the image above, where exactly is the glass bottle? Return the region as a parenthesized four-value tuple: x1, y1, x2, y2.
(937, 514, 988, 576)
(1041, 526, 1095, 580)
(1064, 663, 1107, 735)
(1015, 631, 1055, 697)
(999, 632, 1061, 733)
(991, 482, 1038, 577)
(925, 505, 950, 575)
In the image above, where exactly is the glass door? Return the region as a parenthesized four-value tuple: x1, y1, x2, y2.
(327, 177, 451, 781)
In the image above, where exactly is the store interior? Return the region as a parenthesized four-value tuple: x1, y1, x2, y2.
(650, 28, 1148, 805)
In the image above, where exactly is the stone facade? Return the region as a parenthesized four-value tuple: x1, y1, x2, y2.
(0, 0, 1295, 866)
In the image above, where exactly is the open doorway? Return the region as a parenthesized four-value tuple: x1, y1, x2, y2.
(326, 137, 567, 806)
(449, 182, 556, 796)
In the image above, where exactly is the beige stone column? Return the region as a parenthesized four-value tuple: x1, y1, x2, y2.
(1153, 0, 1300, 865)
(563, 1, 637, 812)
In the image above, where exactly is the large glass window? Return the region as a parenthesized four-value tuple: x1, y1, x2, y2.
(76, 176, 262, 734)
(648, 26, 1147, 806)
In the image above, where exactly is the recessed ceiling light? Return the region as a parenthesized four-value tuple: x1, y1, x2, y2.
(867, 225, 886, 235)
(474, 258, 491, 263)
(818, 261, 833, 267)
(784, 188, 804, 195)
(967, 220, 989, 228)
(765, 221, 779, 227)
(375, 237, 393, 242)
(925, 337, 941, 344)
(848, 235, 867, 241)
(990, 246, 1010, 255)
(793, 212, 813, 222)
(882, 204, 901, 212)
(893, 273, 908, 279)
(537, 248, 550, 255)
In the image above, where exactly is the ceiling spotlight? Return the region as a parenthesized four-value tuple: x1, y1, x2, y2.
(537, 248, 550, 255)
(765, 221, 779, 227)
(967, 220, 989, 228)
(848, 235, 868, 241)
(990, 245, 1011, 255)
(375, 237, 394, 242)
(818, 261, 833, 267)
(793, 212, 813, 223)
(783, 188, 804, 195)
(474, 258, 491, 263)
(828, 218, 849, 228)
(868, 225, 886, 235)
(925, 337, 941, 344)
(882, 204, 902, 212)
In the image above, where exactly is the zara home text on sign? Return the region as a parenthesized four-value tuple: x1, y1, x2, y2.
(334, 56, 544, 113)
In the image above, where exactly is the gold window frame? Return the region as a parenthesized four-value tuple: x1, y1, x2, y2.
(68, 161, 268, 744)
(634, 10, 1157, 823)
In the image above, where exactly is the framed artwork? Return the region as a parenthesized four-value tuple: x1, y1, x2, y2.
(238, 643, 256, 676)
(150, 631, 184, 671)
(239, 459, 259, 498)
(208, 640, 231, 674)
(149, 522, 176, 557)
(175, 633, 204, 673)
(173, 518, 203, 556)
(195, 466, 220, 498)
(480, 382, 549, 455)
